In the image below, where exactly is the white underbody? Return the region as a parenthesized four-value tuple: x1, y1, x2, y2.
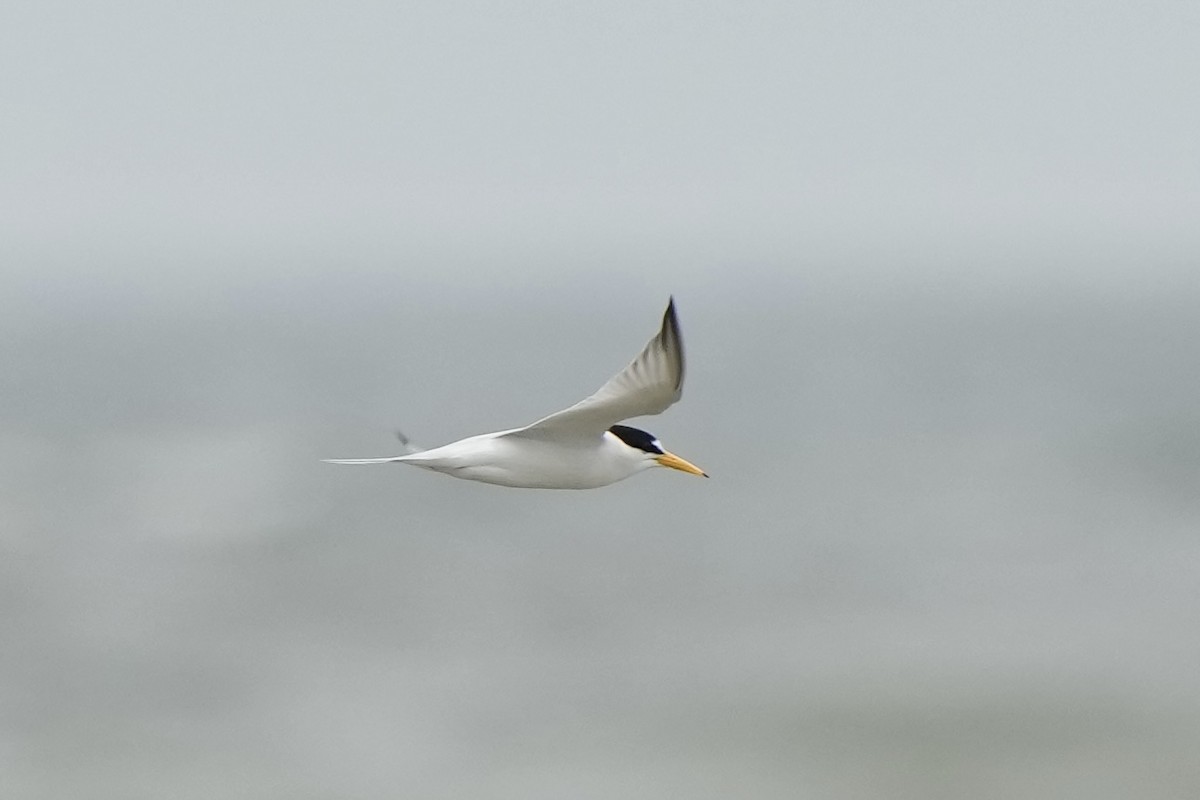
(391, 429, 654, 489)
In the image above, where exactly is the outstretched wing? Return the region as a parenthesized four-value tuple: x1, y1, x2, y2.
(510, 297, 686, 440)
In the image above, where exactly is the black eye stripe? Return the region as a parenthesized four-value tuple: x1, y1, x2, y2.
(608, 424, 663, 454)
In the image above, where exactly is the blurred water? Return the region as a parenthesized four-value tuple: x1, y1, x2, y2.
(2, 273, 1199, 799)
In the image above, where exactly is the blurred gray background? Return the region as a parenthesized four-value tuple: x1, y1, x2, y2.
(3, 2, 1199, 798)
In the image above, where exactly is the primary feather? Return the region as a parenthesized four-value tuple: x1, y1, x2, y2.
(507, 297, 685, 441)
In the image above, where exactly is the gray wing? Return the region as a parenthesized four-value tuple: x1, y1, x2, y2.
(508, 297, 686, 440)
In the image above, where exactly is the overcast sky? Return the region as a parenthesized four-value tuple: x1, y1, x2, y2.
(4, 1, 1198, 299)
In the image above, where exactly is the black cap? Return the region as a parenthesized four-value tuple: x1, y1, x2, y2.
(608, 424, 663, 454)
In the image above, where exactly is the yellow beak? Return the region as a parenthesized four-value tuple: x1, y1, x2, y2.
(655, 451, 708, 478)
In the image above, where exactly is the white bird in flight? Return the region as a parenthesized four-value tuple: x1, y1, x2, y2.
(325, 297, 707, 489)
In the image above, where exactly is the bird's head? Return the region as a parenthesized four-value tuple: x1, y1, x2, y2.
(607, 424, 707, 478)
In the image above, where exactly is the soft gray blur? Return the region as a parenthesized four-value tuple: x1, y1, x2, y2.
(3, 2, 1199, 798)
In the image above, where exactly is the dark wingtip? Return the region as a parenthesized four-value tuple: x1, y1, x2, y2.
(660, 296, 684, 393)
(662, 296, 681, 336)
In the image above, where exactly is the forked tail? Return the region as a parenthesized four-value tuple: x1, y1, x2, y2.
(322, 456, 408, 465)
(323, 430, 425, 465)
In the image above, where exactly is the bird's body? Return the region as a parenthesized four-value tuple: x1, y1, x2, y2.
(325, 298, 706, 489)
(385, 428, 651, 489)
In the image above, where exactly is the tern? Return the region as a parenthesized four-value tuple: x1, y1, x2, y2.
(325, 297, 707, 489)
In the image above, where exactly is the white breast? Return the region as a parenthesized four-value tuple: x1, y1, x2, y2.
(399, 431, 645, 489)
